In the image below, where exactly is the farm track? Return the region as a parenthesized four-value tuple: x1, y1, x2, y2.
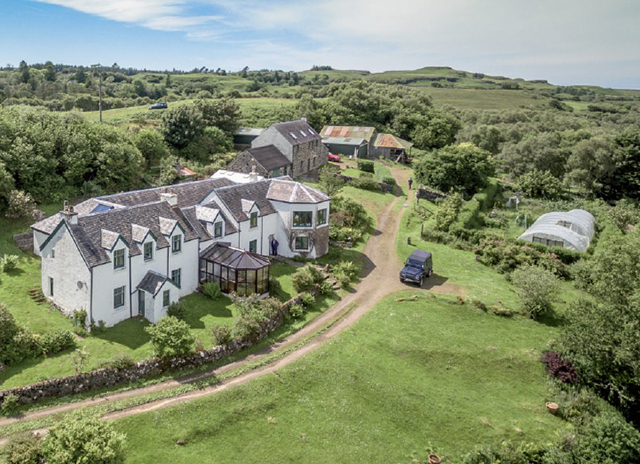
(0, 167, 458, 443)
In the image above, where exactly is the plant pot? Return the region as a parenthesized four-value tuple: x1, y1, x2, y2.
(428, 454, 442, 464)
(546, 402, 559, 414)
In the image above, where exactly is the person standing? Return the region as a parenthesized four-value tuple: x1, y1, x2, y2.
(408, 177, 413, 190)
(270, 237, 279, 256)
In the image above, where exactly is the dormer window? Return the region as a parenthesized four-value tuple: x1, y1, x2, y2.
(214, 221, 223, 238)
(113, 249, 125, 269)
(172, 235, 182, 253)
(250, 212, 258, 228)
(144, 241, 153, 261)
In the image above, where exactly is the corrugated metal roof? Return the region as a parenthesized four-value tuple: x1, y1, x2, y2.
(320, 126, 376, 141)
(374, 133, 414, 149)
(235, 127, 265, 136)
(322, 136, 367, 145)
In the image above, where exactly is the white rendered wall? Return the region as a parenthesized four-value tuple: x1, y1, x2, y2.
(41, 228, 91, 317)
(33, 230, 49, 256)
(90, 241, 132, 328)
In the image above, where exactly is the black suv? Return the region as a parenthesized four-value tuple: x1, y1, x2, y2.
(399, 250, 433, 286)
(148, 102, 168, 110)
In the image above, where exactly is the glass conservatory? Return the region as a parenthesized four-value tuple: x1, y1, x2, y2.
(199, 243, 270, 296)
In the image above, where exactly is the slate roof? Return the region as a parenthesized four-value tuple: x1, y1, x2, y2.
(213, 180, 278, 222)
(137, 271, 171, 296)
(271, 120, 321, 146)
(246, 145, 291, 171)
(62, 201, 198, 268)
(81, 177, 236, 210)
(267, 178, 329, 203)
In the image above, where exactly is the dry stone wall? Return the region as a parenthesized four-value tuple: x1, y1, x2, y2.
(0, 292, 309, 407)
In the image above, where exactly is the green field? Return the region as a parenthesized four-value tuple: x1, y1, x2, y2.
(113, 291, 566, 463)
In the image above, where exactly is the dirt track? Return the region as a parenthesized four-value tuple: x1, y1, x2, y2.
(0, 167, 455, 441)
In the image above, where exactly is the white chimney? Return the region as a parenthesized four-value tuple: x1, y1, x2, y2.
(60, 200, 78, 225)
(249, 165, 258, 183)
(301, 115, 308, 122)
(160, 189, 178, 206)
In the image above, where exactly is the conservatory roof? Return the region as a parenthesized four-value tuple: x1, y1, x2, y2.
(200, 243, 269, 270)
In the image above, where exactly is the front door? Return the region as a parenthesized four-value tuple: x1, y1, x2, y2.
(138, 290, 145, 317)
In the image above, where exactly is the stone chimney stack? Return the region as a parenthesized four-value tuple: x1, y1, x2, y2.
(160, 188, 178, 206)
(60, 200, 78, 225)
(301, 114, 308, 122)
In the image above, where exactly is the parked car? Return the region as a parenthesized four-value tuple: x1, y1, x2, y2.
(328, 152, 341, 162)
(399, 250, 432, 286)
(148, 102, 168, 110)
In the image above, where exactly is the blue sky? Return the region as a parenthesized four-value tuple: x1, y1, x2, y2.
(3, 0, 639, 89)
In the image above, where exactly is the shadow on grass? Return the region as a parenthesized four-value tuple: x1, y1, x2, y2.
(5, 268, 25, 277)
(181, 293, 234, 330)
(536, 309, 567, 328)
(93, 317, 152, 350)
(0, 349, 75, 388)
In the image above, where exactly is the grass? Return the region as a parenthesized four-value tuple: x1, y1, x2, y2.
(112, 291, 567, 463)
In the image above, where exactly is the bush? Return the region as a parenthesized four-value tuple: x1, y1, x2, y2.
(268, 276, 283, 299)
(288, 303, 305, 319)
(5, 190, 36, 219)
(571, 410, 640, 464)
(1, 432, 44, 464)
(42, 411, 126, 464)
(291, 264, 324, 293)
(540, 351, 579, 384)
(0, 393, 20, 417)
(357, 159, 374, 173)
(510, 264, 559, 319)
(232, 312, 262, 342)
(329, 226, 362, 242)
(211, 325, 232, 346)
(0, 255, 19, 273)
(332, 271, 352, 289)
(349, 176, 381, 191)
(202, 281, 221, 300)
(145, 316, 195, 358)
(38, 330, 76, 355)
(462, 440, 548, 464)
(474, 237, 568, 277)
(72, 326, 89, 338)
(72, 309, 87, 328)
(332, 261, 359, 281)
(299, 292, 316, 307)
(167, 301, 186, 320)
(516, 170, 563, 199)
(257, 297, 282, 320)
(434, 194, 463, 232)
(318, 280, 334, 295)
(99, 354, 135, 370)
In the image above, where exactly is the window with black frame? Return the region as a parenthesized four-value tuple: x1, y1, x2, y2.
(293, 211, 313, 227)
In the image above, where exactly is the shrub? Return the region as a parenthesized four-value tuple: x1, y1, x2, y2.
(42, 411, 126, 464)
(0, 393, 20, 417)
(516, 170, 563, 199)
(332, 271, 352, 289)
(471, 299, 487, 311)
(73, 327, 89, 338)
(202, 281, 221, 300)
(257, 297, 282, 320)
(330, 196, 369, 230)
(232, 312, 262, 342)
(167, 301, 187, 320)
(332, 261, 358, 281)
(571, 410, 640, 464)
(318, 280, 334, 295)
(291, 264, 324, 293)
(462, 440, 548, 464)
(268, 277, 283, 298)
(357, 159, 374, 173)
(100, 354, 135, 370)
(38, 330, 76, 355)
(0, 255, 19, 273)
(145, 316, 195, 358)
(72, 309, 87, 328)
(211, 325, 232, 346)
(434, 194, 463, 232)
(510, 264, 559, 319)
(70, 346, 90, 374)
(288, 303, 305, 319)
(349, 176, 380, 191)
(329, 226, 362, 242)
(1, 432, 43, 464)
(540, 351, 579, 384)
(5, 190, 36, 219)
(300, 292, 316, 307)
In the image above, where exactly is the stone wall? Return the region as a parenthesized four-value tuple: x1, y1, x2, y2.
(292, 141, 328, 178)
(13, 232, 33, 253)
(416, 186, 448, 202)
(0, 291, 310, 407)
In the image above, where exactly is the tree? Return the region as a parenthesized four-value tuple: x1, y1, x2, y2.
(145, 316, 195, 358)
(510, 264, 558, 319)
(318, 164, 345, 197)
(134, 129, 169, 169)
(516, 170, 563, 199)
(18, 60, 29, 84)
(600, 130, 640, 200)
(41, 412, 126, 464)
(161, 104, 205, 149)
(194, 97, 241, 135)
(1, 432, 44, 464)
(498, 132, 566, 179)
(179, 127, 233, 164)
(564, 136, 615, 197)
(44, 61, 56, 82)
(413, 143, 494, 197)
(5, 190, 36, 219)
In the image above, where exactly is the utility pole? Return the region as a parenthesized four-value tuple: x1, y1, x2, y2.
(91, 64, 103, 123)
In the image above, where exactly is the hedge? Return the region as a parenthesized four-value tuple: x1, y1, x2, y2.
(357, 159, 374, 173)
(373, 162, 395, 186)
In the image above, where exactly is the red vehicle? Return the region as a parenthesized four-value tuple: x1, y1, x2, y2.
(328, 152, 341, 162)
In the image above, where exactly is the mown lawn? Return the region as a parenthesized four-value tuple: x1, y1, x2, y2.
(114, 292, 566, 463)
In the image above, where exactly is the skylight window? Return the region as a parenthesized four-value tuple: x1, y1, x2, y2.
(300, 130, 307, 136)
(290, 132, 297, 139)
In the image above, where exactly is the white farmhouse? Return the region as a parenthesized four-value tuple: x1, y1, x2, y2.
(31, 175, 330, 327)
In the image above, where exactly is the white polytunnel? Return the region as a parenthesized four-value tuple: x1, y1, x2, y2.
(518, 209, 596, 253)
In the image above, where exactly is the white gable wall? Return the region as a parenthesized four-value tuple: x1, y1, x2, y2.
(40, 226, 91, 317)
(91, 238, 132, 327)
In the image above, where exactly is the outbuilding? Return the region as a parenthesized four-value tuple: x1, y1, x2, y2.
(518, 209, 595, 252)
